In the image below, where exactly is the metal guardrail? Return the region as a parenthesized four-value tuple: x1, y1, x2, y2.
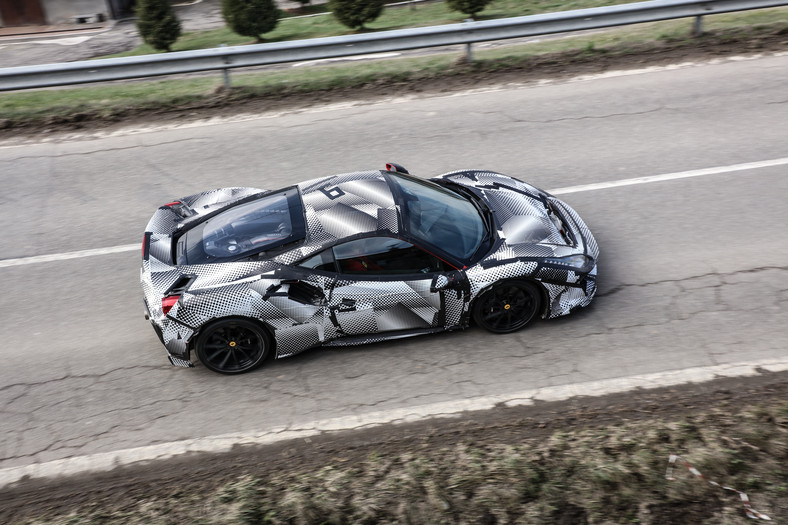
(0, 0, 784, 92)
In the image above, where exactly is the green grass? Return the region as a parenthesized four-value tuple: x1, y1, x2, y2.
(107, 0, 633, 57)
(0, 4, 786, 130)
(0, 80, 212, 117)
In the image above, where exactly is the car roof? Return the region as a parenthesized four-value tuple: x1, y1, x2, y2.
(298, 170, 398, 245)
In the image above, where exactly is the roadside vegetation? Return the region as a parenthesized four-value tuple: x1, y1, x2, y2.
(221, 0, 281, 43)
(448, 0, 495, 21)
(115, 0, 632, 56)
(135, 0, 182, 51)
(10, 397, 787, 524)
(0, 4, 786, 134)
(328, 0, 386, 30)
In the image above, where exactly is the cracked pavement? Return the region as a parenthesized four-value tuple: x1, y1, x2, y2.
(1, 52, 787, 471)
(1, 264, 786, 469)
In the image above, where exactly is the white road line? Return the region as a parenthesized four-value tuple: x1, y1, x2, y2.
(0, 244, 138, 268)
(549, 157, 788, 195)
(1, 357, 786, 489)
(1, 156, 786, 269)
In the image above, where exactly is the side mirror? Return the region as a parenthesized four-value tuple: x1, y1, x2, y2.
(385, 162, 409, 174)
(430, 271, 463, 292)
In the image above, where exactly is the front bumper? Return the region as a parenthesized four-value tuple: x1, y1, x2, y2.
(543, 263, 597, 318)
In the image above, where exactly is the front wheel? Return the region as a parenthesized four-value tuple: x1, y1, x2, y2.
(195, 318, 270, 374)
(472, 281, 542, 334)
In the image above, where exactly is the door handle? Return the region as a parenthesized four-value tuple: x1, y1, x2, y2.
(338, 298, 356, 311)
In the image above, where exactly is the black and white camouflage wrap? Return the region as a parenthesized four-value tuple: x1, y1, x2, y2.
(141, 169, 598, 368)
(437, 170, 598, 318)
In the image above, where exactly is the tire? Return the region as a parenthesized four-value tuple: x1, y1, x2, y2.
(472, 280, 542, 334)
(195, 318, 270, 374)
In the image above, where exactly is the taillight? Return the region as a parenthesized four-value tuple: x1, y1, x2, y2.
(161, 295, 180, 315)
(164, 201, 181, 207)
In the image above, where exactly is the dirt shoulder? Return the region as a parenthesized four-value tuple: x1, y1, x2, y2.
(2, 24, 787, 142)
(2, 371, 787, 524)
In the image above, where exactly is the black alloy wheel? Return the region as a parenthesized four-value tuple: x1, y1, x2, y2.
(195, 318, 270, 374)
(473, 281, 542, 333)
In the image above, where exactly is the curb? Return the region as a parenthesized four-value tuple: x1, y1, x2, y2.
(1, 357, 786, 490)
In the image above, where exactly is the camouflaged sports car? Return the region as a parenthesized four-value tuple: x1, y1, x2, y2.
(141, 163, 598, 374)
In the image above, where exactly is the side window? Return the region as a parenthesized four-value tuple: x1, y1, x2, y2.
(298, 249, 336, 272)
(333, 237, 444, 275)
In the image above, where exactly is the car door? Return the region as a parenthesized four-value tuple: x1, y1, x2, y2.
(298, 236, 467, 340)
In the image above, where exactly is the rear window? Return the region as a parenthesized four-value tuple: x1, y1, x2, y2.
(179, 189, 304, 264)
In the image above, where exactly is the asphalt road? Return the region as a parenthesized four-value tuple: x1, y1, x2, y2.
(1, 52, 787, 471)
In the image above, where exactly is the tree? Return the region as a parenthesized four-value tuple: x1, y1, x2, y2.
(328, 0, 385, 31)
(221, 0, 280, 43)
(446, 0, 492, 21)
(135, 0, 182, 52)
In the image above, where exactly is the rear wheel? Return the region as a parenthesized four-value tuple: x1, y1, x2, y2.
(195, 318, 270, 374)
(473, 281, 541, 333)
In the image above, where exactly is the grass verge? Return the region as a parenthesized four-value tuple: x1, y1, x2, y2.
(10, 397, 788, 524)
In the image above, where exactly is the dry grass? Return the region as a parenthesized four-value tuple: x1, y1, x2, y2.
(17, 400, 788, 525)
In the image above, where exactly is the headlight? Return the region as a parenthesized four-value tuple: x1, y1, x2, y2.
(543, 254, 592, 270)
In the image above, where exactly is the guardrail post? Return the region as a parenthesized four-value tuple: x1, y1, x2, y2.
(464, 19, 474, 62)
(692, 15, 703, 36)
(220, 43, 232, 88)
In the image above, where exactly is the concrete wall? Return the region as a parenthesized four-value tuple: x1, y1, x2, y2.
(42, 0, 109, 24)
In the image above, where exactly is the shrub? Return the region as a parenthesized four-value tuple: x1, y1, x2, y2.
(135, 0, 182, 52)
(328, 0, 385, 30)
(446, 0, 493, 20)
(221, 0, 281, 43)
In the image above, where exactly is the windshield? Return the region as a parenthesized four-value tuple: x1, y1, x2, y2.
(180, 189, 304, 264)
(390, 174, 485, 262)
